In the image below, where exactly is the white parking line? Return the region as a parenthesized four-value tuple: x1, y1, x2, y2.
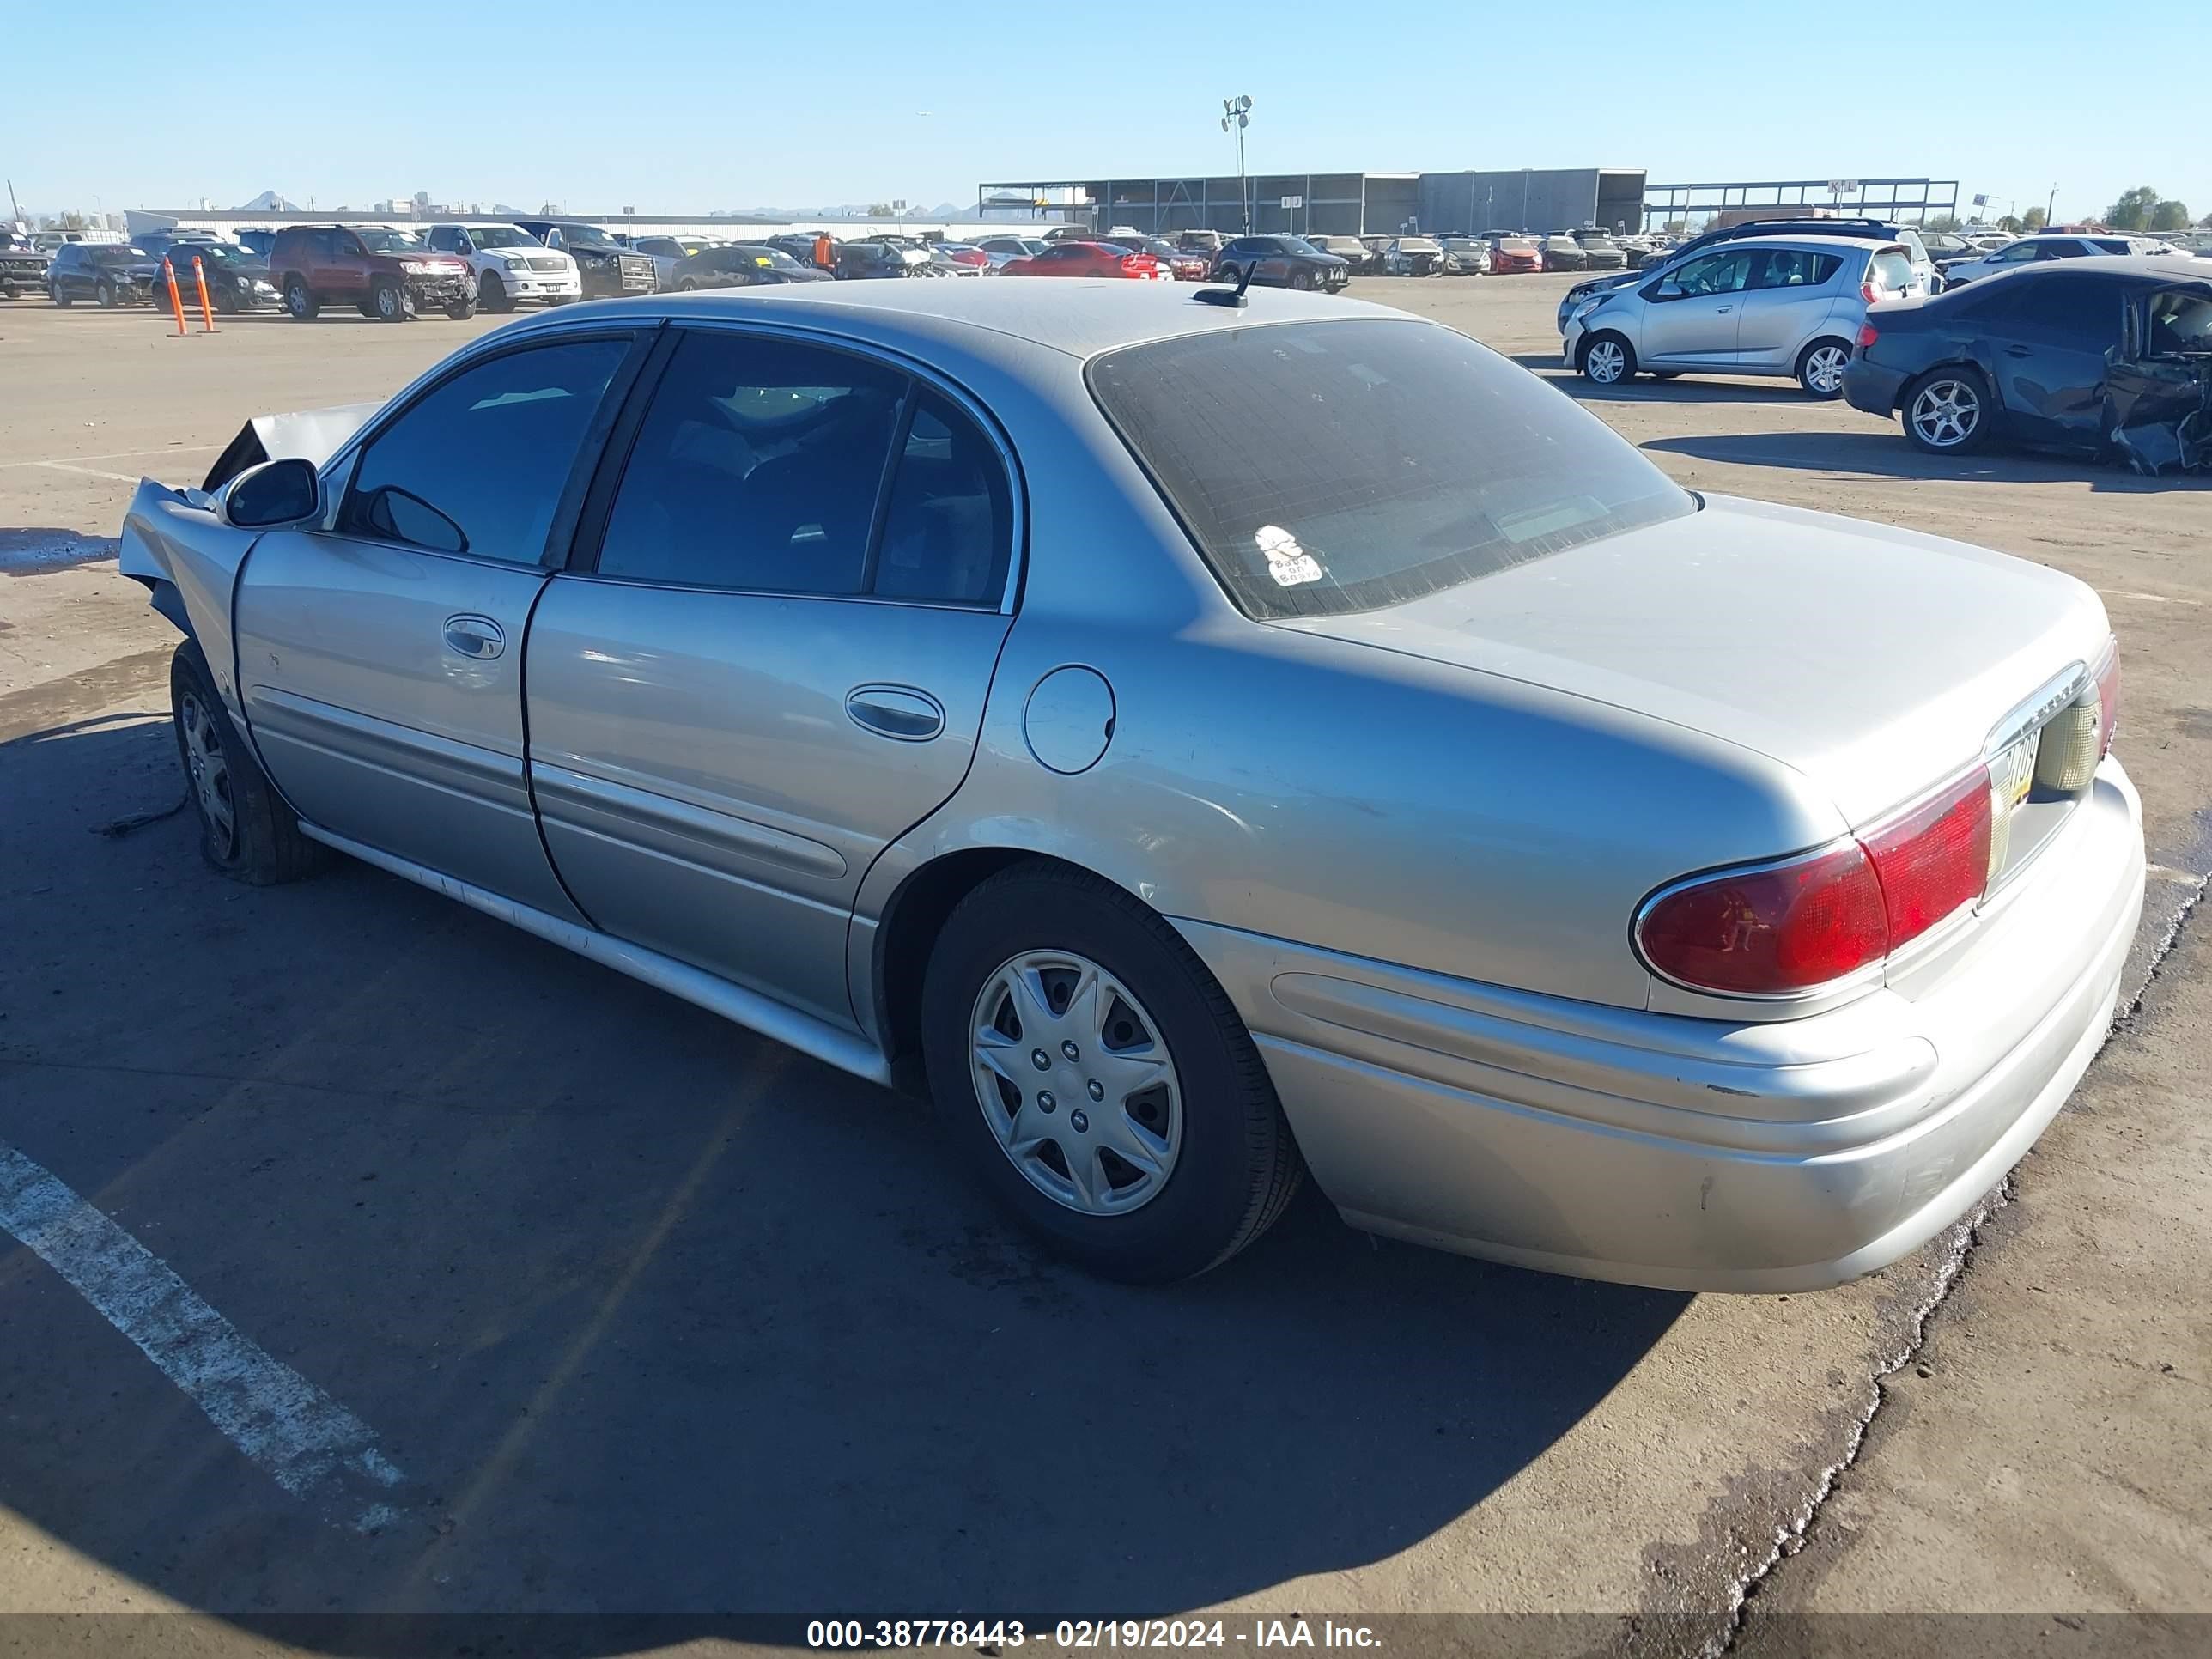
(0, 1141, 408, 1534)
(32, 461, 144, 484)
(0, 443, 221, 470)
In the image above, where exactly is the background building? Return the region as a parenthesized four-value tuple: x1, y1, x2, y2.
(977, 168, 1648, 237)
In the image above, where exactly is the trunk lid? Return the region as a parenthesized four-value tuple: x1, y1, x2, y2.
(1273, 492, 2109, 827)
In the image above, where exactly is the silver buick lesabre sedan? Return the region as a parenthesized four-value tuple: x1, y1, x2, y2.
(118, 282, 2144, 1290)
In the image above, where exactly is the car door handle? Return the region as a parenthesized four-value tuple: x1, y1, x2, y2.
(442, 614, 505, 659)
(1715, 304, 1733, 313)
(846, 685, 945, 742)
(2004, 344, 2033, 357)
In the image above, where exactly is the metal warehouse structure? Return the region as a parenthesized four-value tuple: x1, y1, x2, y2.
(977, 168, 1646, 238)
(1641, 177, 1961, 230)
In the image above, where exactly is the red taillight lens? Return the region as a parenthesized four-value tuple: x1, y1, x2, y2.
(1638, 765, 1995, 997)
(1856, 322, 1879, 348)
(2092, 635, 2121, 757)
(1860, 281, 1879, 303)
(1860, 768, 1992, 951)
(1637, 842, 1889, 996)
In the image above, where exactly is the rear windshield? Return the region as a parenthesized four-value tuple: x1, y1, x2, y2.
(1087, 319, 1693, 619)
(1870, 248, 1917, 292)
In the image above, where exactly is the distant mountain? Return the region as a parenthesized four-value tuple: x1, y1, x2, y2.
(234, 190, 301, 212)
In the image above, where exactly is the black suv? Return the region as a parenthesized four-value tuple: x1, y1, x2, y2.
(511, 220, 657, 297)
(0, 229, 51, 300)
(47, 242, 160, 307)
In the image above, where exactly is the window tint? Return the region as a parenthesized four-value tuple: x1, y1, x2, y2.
(340, 338, 629, 563)
(1089, 319, 1692, 620)
(1745, 249, 1842, 289)
(1995, 243, 2038, 264)
(2091, 238, 2134, 255)
(1986, 275, 2114, 343)
(2145, 289, 2212, 356)
(596, 332, 906, 593)
(1662, 250, 1754, 295)
(2033, 241, 2078, 261)
(872, 392, 1012, 606)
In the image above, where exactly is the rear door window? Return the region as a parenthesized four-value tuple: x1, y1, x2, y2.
(871, 392, 1013, 607)
(594, 332, 908, 594)
(1747, 249, 1843, 289)
(1983, 275, 2117, 346)
(1087, 318, 1692, 619)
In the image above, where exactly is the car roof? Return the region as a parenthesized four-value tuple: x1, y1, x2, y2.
(497, 279, 1410, 363)
(1984, 255, 2211, 284)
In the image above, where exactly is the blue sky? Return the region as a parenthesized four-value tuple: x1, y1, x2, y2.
(11, 0, 2206, 223)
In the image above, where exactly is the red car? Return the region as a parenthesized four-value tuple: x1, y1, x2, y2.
(1485, 233, 1545, 274)
(1000, 240, 1169, 280)
(1139, 238, 1210, 280)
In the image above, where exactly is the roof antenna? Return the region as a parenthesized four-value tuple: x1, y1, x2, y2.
(1194, 260, 1255, 309)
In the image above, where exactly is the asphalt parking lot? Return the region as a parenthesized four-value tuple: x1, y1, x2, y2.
(2, 281, 2207, 1655)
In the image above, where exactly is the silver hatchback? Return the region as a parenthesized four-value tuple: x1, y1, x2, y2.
(1563, 236, 1919, 397)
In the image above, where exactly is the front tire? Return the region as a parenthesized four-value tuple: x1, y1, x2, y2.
(444, 295, 477, 320)
(1796, 337, 1852, 398)
(95, 278, 118, 308)
(1902, 367, 1992, 455)
(52, 283, 72, 307)
(170, 643, 328, 885)
(1290, 267, 1316, 291)
(1579, 331, 1636, 386)
(478, 272, 514, 313)
(372, 280, 406, 323)
(921, 864, 1303, 1282)
(283, 277, 319, 319)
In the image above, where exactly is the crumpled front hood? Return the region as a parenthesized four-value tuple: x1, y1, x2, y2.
(1275, 493, 2110, 826)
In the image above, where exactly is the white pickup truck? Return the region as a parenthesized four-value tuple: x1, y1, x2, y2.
(419, 223, 582, 311)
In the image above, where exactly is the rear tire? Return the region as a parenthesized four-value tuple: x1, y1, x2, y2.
(1901, 367, 1992, 455)
(921, 863, 1303, 1283)
(1579, 331, 1636, 385)
(1796, 337, 1852, 398)
(170, 642, 329, 886)
(283, 277, 318, 319)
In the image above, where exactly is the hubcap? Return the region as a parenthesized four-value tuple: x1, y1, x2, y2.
(378, 288, 400, 319)
(969, 951, 1182, 1215)
(1806, 345, 1848, 392)
(177, 692, 236, 858)
(1910, 380, 1980, 447)
(1586, 340, 1625, 382)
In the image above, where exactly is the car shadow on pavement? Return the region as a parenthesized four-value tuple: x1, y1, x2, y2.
(0, 714, 1689, 1641)
(1640, 431, 2212, 491)
(1506, 356, 1818, 404)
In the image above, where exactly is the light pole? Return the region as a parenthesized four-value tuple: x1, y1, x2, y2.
(1219, 94, 1252, 232)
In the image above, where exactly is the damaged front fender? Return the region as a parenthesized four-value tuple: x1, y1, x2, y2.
(116, 479, 259, 718)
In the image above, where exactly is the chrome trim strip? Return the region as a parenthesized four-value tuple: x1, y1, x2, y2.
(531, 762, 848, 881)
(245, 687, 531, 813)
(1984, 661, 2090, 761)
(295, 823, 891, 1086)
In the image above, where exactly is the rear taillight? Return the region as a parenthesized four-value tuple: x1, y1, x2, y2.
(1637, 766, 1994, 997)
(1861, 281, 1881, 303)
(1856, 322, 1880, 348)
(1860, 769, 1993, 950)
(2092, 635, 2121, 758)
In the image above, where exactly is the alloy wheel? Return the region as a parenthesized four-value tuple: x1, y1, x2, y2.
(1911, 379, 1981, 447)
(969, 950, 1182, 1216)
(1584, 339, 1626, 383)
(1803, 344, 1850, 394)
(177, 691, 236, 860)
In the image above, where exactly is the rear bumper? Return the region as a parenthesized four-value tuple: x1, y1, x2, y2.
(1176, 760, 2144, 1292)
(1843, 358, 1911, 416)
